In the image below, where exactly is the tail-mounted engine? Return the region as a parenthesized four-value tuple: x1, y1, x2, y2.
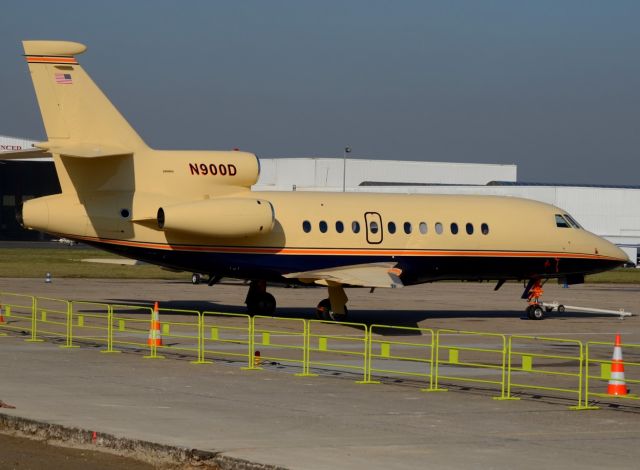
(157, 198, 274, 238)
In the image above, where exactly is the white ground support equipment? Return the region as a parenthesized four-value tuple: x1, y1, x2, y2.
(541, 302, 632, 319)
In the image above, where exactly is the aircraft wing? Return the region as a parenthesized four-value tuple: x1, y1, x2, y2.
(0, 148, 50, 159)
(81, 258, 145, 266)
(283, 262, 404, 288)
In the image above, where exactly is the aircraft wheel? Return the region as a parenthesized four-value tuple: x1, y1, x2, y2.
(316, 299, 330, 319)
(248, 293, 276, 316)
(191, 273, 201, 285)
(316, 298, 348, 321)
(557, 305, 566, 313)
(527, 305, 545, 320)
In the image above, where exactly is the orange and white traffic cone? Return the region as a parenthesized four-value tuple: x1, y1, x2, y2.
(607, 334, 628, 396)
(147, 301, 163, 347)
(0, 304, 5, 324)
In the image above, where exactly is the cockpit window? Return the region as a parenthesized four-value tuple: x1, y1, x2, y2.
(555, 214, 571, 228)
(563, 213, 582, 229)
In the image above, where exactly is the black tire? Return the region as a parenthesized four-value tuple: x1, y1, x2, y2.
(248, 292, 277, 316)
(527, 305, 545, 320)
(557, 305, 566, 313)
(545, 306, 553, 312)
(192, 273, 201, 285)
(316, 299, 330, 319)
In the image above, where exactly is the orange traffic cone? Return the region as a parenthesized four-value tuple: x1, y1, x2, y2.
(147, 302, 163, 347)
(0, 304, 5, 324)
(607, 334, 628, 396)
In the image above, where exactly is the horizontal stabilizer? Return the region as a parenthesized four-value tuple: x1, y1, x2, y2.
(284, 262, 404, 288)
(0, 148, 49, 160)
(38, 141, 132, 158)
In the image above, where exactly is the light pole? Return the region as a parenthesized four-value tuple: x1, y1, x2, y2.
(342, 146, 351, 192)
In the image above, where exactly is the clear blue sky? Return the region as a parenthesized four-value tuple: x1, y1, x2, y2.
(1, 0, 639, 185)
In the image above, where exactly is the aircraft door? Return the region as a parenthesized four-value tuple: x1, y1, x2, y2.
(364, 212, 383, 244)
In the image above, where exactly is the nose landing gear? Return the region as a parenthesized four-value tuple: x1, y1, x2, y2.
(524, 279, 546, 320)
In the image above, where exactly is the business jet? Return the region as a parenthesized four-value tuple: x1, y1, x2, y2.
(2, 41, 628, 320)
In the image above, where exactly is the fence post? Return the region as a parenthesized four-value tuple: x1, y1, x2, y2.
(355, 325, 379, 384)
(60, 300, 79, 349)
(25, 296, 43, 343)
(491, 334, 508, 400)
(496, 336, 519, 401)
(191, 313, 211, 364)
(294, 320, 318, 377)
(241, 315, 260, 370)
(570, 343, 591, 410)
(425, 330, 447, 392)
(580, 343, 599, 410)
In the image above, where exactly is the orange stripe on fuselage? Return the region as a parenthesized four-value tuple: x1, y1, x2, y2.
(67, 234, 621, 262)
(26, 56, 78, 64)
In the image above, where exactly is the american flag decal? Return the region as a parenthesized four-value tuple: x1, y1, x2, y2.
(55, 73, 72, 84)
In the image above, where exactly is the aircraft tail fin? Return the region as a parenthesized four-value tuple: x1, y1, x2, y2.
(22, 40, 147, 153)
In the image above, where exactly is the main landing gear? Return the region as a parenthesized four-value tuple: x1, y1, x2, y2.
(316, 284, 349, 321)
(244, 280, 350, 321)
(524, 279, 546, 320)
(245, 280, 276, 316)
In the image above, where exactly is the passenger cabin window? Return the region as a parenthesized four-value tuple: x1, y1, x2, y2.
(555, 214, 571, 228)
(319, 221, 328, 233)
(303, 221, 311, 233)
(419, 222, 427, 234)
(404, 222, 412, 234)
(352, 221, 360, 233)
(435, 222, 443, 234)
(481, 223, 489, 235)
(466, 223, 474, 235)
(370, 221, 379, 234)
(336, 221, 344, 233)
(450, 223, 459, 234)
(388, 222, 396, 234)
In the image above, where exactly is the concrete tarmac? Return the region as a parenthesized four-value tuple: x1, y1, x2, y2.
(1, 278, 640, 469)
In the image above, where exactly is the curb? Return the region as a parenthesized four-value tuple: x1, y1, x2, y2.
(0, 413, 285, 470)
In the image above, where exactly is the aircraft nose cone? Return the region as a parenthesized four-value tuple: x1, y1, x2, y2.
(600, 239, 630, 265)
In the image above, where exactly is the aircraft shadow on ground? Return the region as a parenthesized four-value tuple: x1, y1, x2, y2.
(91, 299, 626, 334)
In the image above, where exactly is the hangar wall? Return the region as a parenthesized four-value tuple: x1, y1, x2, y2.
(257, 158, 517, 188)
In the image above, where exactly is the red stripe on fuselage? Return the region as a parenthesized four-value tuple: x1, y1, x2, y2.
(66, 234, 622, 262)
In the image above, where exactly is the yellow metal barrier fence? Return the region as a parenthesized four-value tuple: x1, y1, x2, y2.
(156, 307, 202, 363)
(202, 311, 252, 368)
(70, 301, 113, 351)
(434, 329, 507, 398)
(368, 324, 435, 389)
(5, 289, 640, 411)
(34, 296, 73, 348)
(307, 320, 374, 383)
(110, 304, 158, 358)
(0, 292, 36, 339)
(584, 341, 640, 409)
(251, 316, 308, 375)
(505, 335, 585, 410)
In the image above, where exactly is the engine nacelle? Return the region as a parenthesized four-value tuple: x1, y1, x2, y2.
(158, 198, 274, 238)
(20, 194, 89, 235)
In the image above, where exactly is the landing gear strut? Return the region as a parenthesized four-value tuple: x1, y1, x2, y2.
(245, 280, 276, 316)
(316, 284, 348, 321)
